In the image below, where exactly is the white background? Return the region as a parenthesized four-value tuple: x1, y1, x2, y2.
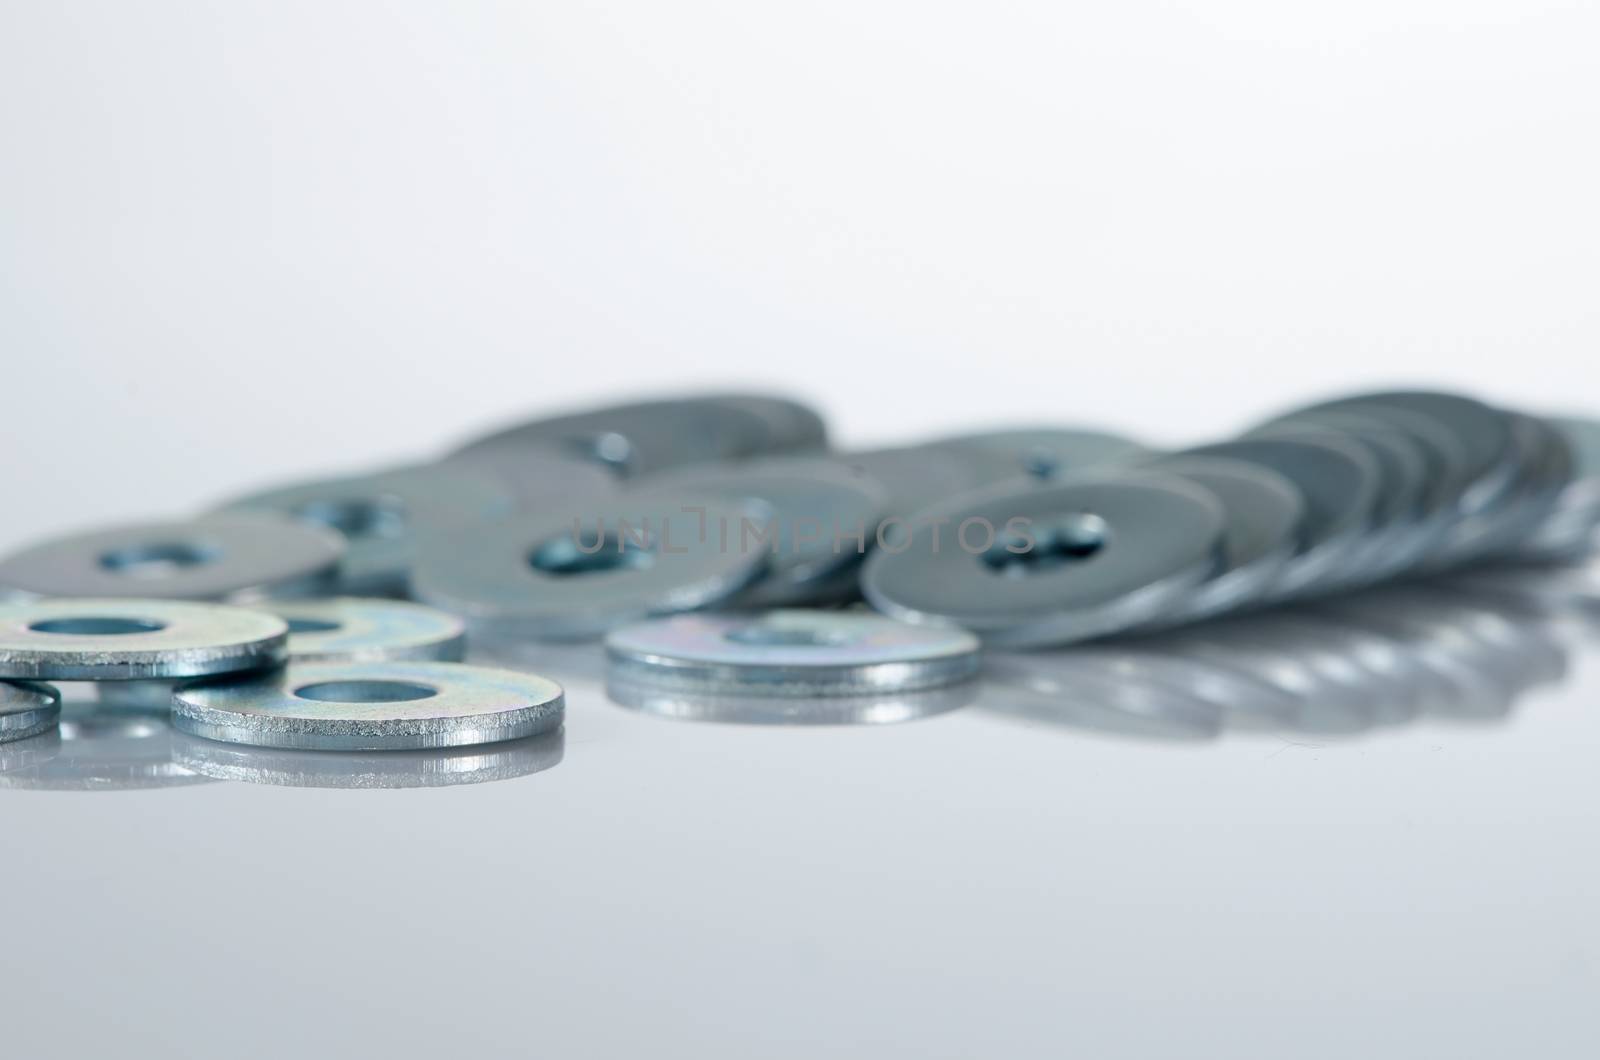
(3, 1, 1598, 549)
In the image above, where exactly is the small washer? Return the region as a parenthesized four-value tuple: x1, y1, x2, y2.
(1184, 434, 1379, 596)
(605, 610, 981, 696)
(629, 458, 887, 606)
(218, 463, 518, 597)
(0, 599, 288, 681)
(1, 680, 60, 744)
(256, 597, 467, 663)
(412, 496, 768, 641)
(0, 512, 343, 602)
(1136, 455, 1304, 623)
(927, 427, 1147, 482)
(172, 660, 564, 751)
(861, 473, 1226, 647)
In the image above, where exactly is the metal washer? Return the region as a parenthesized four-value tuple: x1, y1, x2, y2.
(1, 680, 60, 744)
(218, 464, 518, 597)
(605, 610, 981, 697)
(629, 458, 888, 606)
(0, 599, 288, 681)
(861, 473, 1227, 647)
(0, 512, 343, 602)
(926, 427, 1147, 483)
(172, 661, 565, 752)
(411, 496, 768, 641)
(255, 597, 466, 663)
(1136, 455, 1305, 623)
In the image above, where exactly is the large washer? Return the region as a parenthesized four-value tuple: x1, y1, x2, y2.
(0, 599, 288, 681)
(218, 463, 518, 597)
(605, 610, 981, 696)
(172, 660, 565, 752)
(411, 496, 768, 641)
(0, 512, 343, 602)
(861, 473, 1226, 647)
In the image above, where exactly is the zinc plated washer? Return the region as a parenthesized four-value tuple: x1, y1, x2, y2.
(257, 597, 466, 662)
(861, 473, 1227, 648)
(411, 496, 768, 641)
(1184, 434, 1380, 597)
(218, 463, 518, 597)
(0, 513, 343, 602)
(1, 681, 60, 744)
(629, 458, 888, 607)
(172, 660, 564, 752)
(0, 599, 288, 681)
(604, 610, 981, 697)
(926, 427, 1147, 483)
(1135, 455, 1305, 624)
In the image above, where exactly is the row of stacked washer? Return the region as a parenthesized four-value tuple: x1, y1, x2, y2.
(1, 389, 1597, 749)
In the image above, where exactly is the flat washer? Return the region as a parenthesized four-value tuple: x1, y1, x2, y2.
(437, 448, 617, 513)
(1135, 455, 1304, 623)
(605, 610, 981, 696)
(862, 473, 1226, 647)
(171, 729, 564, 789)
(0, 512, 343, 602)
(256, 597, 467, 662)
(840, 447, 991, 522)
(927, 427, 1147, 483)
(606, 675, 974, 726)
(704, 394, 829, 452)
(218, 463, 518, 597)
(411, 496, 767, 641)
(1, 680, 60, 744)
(448, 396, 774, 479)
(172, 660, 565, 751)
(1184, 434, 1379, 596)
(629, 458, 888, 606)
(0, 599, 288, 681)
(1525, 416, 1600, 556)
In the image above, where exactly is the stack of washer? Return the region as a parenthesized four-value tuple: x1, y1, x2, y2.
(0, 388, 1596, 746)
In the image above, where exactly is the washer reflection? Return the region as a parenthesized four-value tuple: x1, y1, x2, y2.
(171, 728, 564, 789)
(0, 701, 214, 791)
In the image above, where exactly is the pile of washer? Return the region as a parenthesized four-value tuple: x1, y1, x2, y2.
(1, 389, 1596, 748)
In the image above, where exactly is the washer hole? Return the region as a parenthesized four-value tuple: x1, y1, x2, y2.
(294, 680, 438, 703)
(983, 512, 1109, 577)
(285, 617, 342, 635)
(565, 431, 634, 475)
(29, 616, 168, 636)
(294, 495, 408, 541)
(532, 529, 656, 576)
(99, 541, 219, 578)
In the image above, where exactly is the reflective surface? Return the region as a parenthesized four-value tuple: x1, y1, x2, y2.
(5, 568, 1600, 1058)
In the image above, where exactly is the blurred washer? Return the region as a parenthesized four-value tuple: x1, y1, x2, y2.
(704, 394, 829, 452)
(862, 473, 1226, 647)
(0, 680, 60, 744)
(927, 427, 1147, 483)
(172, 660, 564, 752)
(0, 512, 343, 602)
(605, 610, 980, 696)
(840, 447, 991, 523)
(412, 496, 766, 641)
(1135, 455, 1304, 623)
(448, 395, 775, 479)
(255, 597, 466, 662)
(0, 599, 287, 681)
(218, 463, 517, 597)
(630, 458, 887, 606)
(1184, 434, 1379, 596)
